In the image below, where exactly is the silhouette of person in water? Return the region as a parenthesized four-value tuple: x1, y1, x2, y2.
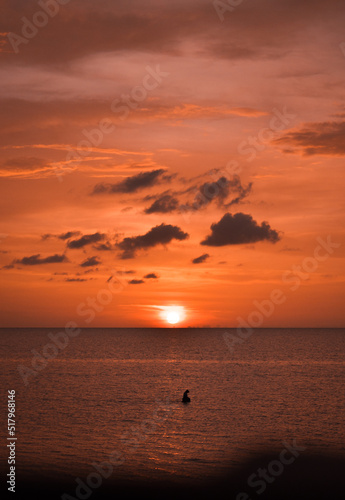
(182, 389, 190, 403)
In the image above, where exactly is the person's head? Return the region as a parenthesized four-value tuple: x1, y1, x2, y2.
(186, 390, 189, 393)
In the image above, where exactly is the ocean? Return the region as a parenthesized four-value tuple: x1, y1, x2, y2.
(1, 328, 345, 497)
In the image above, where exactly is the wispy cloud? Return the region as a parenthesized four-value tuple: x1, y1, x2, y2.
(67, 233, 105, 249)
(80, 256, 101, 267)
(14, 254, 68, 266)
(91, 169, 166, 195)
(274, 120, 345, 156)
(192, 253, 210, 264)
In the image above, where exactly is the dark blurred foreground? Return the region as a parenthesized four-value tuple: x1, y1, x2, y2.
(4, 452, 345, 500)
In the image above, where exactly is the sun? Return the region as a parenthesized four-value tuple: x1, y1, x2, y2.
(160, 305, 185, 325)
(166, 311, 180, 324)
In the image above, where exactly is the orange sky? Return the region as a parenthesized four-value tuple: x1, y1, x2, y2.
(0, 0, 344, 327)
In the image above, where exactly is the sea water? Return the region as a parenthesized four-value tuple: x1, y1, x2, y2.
(0, 328, 344, 485)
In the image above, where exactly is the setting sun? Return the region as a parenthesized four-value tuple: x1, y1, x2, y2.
(159, 306, 185, 326)
(166, 311, 180, 324)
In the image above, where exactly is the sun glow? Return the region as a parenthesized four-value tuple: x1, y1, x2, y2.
(160, 305, 185, 325)
(166, 311, 180, 324)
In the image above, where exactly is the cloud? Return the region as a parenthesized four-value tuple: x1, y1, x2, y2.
(192, 253, 210, 264)
(0, 157, 51, 177)
(144, 194, 179, 214)
(144, 273, 159, 279)
(274, 120, 345, 156)
(91, 169, 166, 195)
(14, 254, 68, 265)
(128, 279, 145, 284)
(144, 103, 268, 121)
(80, 256, 101, 267)
(58, 231, 81, 240)
(41, 231, 81, 241)
(116, 223, 189, 259)
(65, 278, 88, 282)
(201, 213, 281, 246)
(2, 263, 14, 270)
(67, 233, 105, 249)
(181, 175, 252, 212)
(94, 242, 113, 251)
(3, 0, 341, 67)
(144, 175, 252, 214)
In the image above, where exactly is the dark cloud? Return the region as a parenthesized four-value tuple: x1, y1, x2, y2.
(116, 270, 136, 275)
(181, 175, 252, 212)
(274, 120, 345, 156)
(65, 278, 88, 282)
(58, 231, 81, 240)
(41, 231, 81, 241)
(91, 169, 165, 195)
(14, 254, 68, 265)
(94, 241, 113, 251)
(192, 253, 210, 264)
(82, 268, 97, 274)
(144, 194, 179, 214)
(2, 264, 15, 270)
(80, 256, 101, 267)
(117, 223, 189, 259)
(2, 0, 342, 66)
(144, 175, 252, 214)
(128, 279, 145, 285)
(144, 273, 159, 279)
(201, 213, 281, 246)
(67, 233, 105, 249)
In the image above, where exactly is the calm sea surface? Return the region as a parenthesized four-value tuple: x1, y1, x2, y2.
(1, 328, 345, 484)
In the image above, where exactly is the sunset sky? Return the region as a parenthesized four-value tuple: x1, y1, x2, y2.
(0, 0, 344, 327)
